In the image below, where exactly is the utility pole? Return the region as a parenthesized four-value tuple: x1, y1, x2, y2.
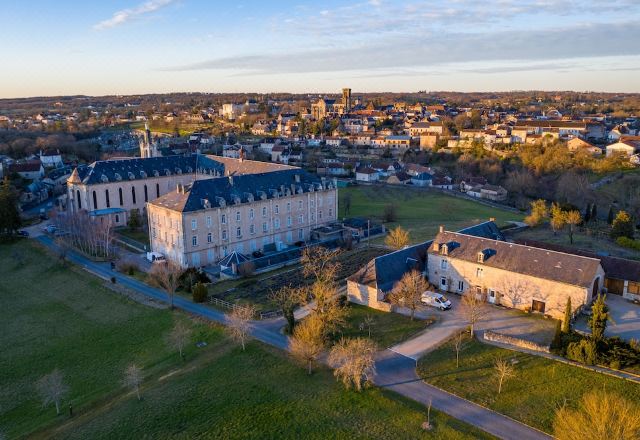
(367, 219, 370, 248)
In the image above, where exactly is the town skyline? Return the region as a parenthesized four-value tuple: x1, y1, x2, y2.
(2, 0, 640, 98)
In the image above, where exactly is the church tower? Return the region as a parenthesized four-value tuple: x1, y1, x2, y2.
(342, 88, 352, 112)
(140, 123, 159, 158)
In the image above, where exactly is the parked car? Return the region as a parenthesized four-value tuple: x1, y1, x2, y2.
(421, 291, 452, 310)
(42, 224, 57, 234)
(146, 251, 166, 263)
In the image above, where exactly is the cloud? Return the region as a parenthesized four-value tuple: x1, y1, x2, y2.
(161, 21, 640, 75)
(93, 0, 174, 30)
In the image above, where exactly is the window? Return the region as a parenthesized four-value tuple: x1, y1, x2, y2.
(152, 227, 156, 238)
(105, 189, 110, 208)
(236, 227, 241, 238)
(191, 219, 197, 230)
(329, 208, 333, 217)
(222, 230, 227, 240)
(476, 268, 483, 278)
(274, 204, 279, 214)
(262, 222, 268, 233)
(310, 199, 315, 207)
(477, 252, 484, 263)
(457, 281, 464, 292)
(319, 198, 323, 207)
(76, 190, 81, 210)
(287, 216, 292, 227)
(249, 209, 254, 220)
(131, 187, 136, 204)
(156, 183, 160, 198)
(92, 191, 97, 210)
(262, 207, 267, 217)
(318, 210, 323, 220)
(236, 211, 241, 222)
(118, 187, 123, 206)
(298, 200, 303, 209)
(250, 224, 255, 234)
(298, 214, 304, 224)
(274, 218, 280, 229)
(144, 185, 148, 202)
(628, 281, 640, 295)
(207, 232, 212, 243)
(440, 259, 448, 270)
(206, 216, 212, 228)
(440, 277, 447, 288)
(298, 229, 303, 239)
(221, 214, 226, 224)
(311, 212, 315, 221)
(192, 236, 198, 247)
(287, 202, 291, 212)
(115, 214, 119, 223)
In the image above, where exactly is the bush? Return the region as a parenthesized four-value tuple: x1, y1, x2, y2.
(616, 236, 640, 251)
(566, 338, 598, 365)
(117, 261, 139, 276)
(178, 268, 211, 292)
(337, 294, 348, 307)
(192, 282, 208, 303)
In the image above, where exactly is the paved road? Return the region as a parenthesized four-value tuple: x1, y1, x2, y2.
(574, 294, 640, 341)
(35, 235, 549, 439)
(375, 350, 551, 440)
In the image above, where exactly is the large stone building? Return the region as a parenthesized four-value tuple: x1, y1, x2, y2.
(311, 88, 352, 120)
(147, 167, 338, 267)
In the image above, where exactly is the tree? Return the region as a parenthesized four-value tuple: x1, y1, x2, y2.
(611, 210, 634, 240)
(524, 199, 548, 227)
(227, 305, 255, 351)
(556, 171, 590, 208)
(289, 315, 325, 374)
(167, 321, 192, 360)
(328, 338, 378, 391)
(551, 319, 563, 350)
(588, 294, 610, 342)
(550, 203, 566, 235)
(0, 177, 21, 237)
(565, 210, 582, 244)
(388, 270, 427, 320)
(461, 290, 487, 338)
(385, 226, 410, 250)
(362, 314, 374, 338)
(127, 208, 142, 230)
(607, 206, 615, 224)
(36, 369, 69, 415)
(584, 202, 591, 223)
(382, 203, 397, 222)
(342, 193, 352, 217)
(192, 282, 208, 303)
(150, 261, 182, 309)
(123, 363, 143, 401)
(494, 358, 515, 394)
(452, 331, 468, 368)
(553, 391, 640, 440)
(269, 285, 303, 334)
(590, 203, 598, 222)
(562, 297, 572, 333)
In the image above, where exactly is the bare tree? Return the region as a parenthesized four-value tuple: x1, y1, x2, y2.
(388, 270, 427, 320)
(342, 192, 352, 216)
(565, 210, 582, 244)
(54, 236, 69, 266)
(461, 290, 487, 338)
(452, 331, 468, 368)
(36, 369, 69, 415)
(328, 338, 378, 391)
(227, 305, 255, 351)
(554, 391, 640, 440)
(385, 226, 410, 250)
(382, 203, 398, 222)
(494, 358, 515, 394)
(123, 363, 143, 401)
(289, 315, 325, 374)
(167, 321, 192, 360)
(362, 314, 374, 338)
(150, 261, 182, 310)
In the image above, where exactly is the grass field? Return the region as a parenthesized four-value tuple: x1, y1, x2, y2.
(339, 186, 523, 243)
(338, 304, 433, 348)
(116, 227, 150, 247)
(1, 241, 492, 439)
(417, 337, 640, 434)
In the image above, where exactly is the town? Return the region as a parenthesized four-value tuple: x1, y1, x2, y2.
(2, 1, 640, 440)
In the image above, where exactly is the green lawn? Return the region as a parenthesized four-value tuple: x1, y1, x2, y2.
(1, 241, 492, 440)
(116, 227, 150, 248)
(417, 338, 640, 434)
(338, 304, 433, 348)
(339, 186, 523, 243)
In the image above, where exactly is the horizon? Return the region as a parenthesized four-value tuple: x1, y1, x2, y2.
(2, 0, 640, 98)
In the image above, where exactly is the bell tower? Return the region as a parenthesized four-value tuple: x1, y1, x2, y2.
(342, 88, 352, 112)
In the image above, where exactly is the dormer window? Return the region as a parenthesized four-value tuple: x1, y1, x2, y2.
(477, 252, 484, 263)
(440, 244, 448, 255)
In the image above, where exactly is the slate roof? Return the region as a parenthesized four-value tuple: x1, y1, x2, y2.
(431, 231, 602, 288)
(349, 221, 505, 292)
(150, 168, 329, 213)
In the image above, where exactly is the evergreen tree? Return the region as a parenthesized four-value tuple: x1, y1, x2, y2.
(584, 203, 591, 223)
(562, 297, 572, 333)
(0, 177, 21, 236)
(551, 319, 563, 350)
(611, 210, 635, 240)
(589, 294, 609, 342)
(590, 203, 597, 221)
(607, 206, 615, 225)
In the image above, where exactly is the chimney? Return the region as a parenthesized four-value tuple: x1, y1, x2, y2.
(176, 183, 183, 193)
(239, 147, 245, 162)
(228, 175, 234, 186)
(439, 225, 444, 233)
(489, 217, 496, 222)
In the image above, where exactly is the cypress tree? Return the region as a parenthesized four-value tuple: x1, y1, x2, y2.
(562, 297, 572, 333)
(584, 203, 591, 223)
(590, 203, 597, 221)
(607, 206, 615, 225)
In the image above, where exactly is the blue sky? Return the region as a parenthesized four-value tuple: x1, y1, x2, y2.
(1, 0, 639, 98)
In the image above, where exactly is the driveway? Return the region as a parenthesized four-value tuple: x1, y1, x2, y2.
(575, 294, 640, 341)
(391, 294, 556, 360)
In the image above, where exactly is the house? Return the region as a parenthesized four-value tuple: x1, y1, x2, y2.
(325, 136, 344, 147)
(8, 161, 45, 180)
(419, 133, 440, 149)
(347, 221, 504, 311)
(355, 167, 379, 182)
(384, 135, 411, 148)
(606, 136, 640, 157)
(480, 184, 508, 201)
(432, 176, 454, 190)
(460, 177, 487, 192)
(426, 229, 604, 319)
(567, 138, 602, 155)
(409, 121, 444, 136)
(271, 145, 286, 162)
(386, 171, 411, 185)
(39, 149, 64, 168)
(410, 172, 433, 187)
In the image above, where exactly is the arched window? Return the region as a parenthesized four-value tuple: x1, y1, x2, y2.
(144, 185, 148, 202)
(131, 187, 136, 204)
(105, 189, 110, 208)
(156, 183, 160, 198)
(119, 187, 123, 206)
(76, 190, 81, 210)
(92, 191, 97, 210)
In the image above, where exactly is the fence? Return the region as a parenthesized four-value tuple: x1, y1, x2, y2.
(208, 295, 284, 320)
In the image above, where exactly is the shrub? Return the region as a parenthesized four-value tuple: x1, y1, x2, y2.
(116, 261, 139, 276)
(566, 338, 598, 365)
(616, 236, 640, 250)
(178, 268, 211, 292)
(192, 282, 208, 303)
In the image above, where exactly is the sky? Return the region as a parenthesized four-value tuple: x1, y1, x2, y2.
(1, 0, 640, 98)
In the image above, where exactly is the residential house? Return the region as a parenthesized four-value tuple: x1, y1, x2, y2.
(386, 171, 411, 185)
(9, 161, 45, 180)
(39, 149, 64, 168)
(606, 136, 640, 157)
(567, 138, 602, 155)
(355, 167, 379, 182)
(410, 172, 433, 187)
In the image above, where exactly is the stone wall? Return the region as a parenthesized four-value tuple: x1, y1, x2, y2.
(483, 330, 550, 353)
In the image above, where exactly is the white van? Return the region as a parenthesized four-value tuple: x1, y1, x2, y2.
(146, 252, 166, 263)
(421, 291, 452, 310)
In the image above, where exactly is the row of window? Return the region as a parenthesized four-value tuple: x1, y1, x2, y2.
(191, 228, 305, 247)
(440, 259, 484, 278)
(83, 184, 161, 211)
(188, 209, 333, 231)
